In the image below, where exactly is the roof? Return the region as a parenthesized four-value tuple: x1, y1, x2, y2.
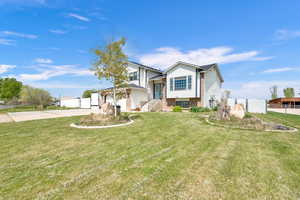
(164, 61, 224, 82)
(100, 83, 145, 91)
(269, 97, 300, 103)
(149, 74, 166, 80)
(127, 60, 224, 83)
(128, 61, 163, 73)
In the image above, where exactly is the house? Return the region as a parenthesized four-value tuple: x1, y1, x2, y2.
(268, 97, 300, 109)
(99, 61, 224, 112)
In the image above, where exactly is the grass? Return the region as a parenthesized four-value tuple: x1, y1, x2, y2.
(0, 112, 300, 199)
(0, 105, 72, 114)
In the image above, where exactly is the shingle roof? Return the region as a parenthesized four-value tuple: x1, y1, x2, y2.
(128, 61, 163, 73)
(100, 83, 145, 91)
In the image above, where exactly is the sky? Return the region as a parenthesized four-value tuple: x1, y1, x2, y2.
(0, 0, 299, 99)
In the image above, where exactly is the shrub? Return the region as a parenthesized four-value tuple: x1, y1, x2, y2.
(20, 85, 52, 108)
(172, 106, 182, 112)
(244, 113, 252, 118)
(190, 106, 211, 112)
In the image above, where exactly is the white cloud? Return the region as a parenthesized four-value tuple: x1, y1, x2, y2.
(49, 29, 67, 34)
(30, 82, 96, 89)
(275, 29, 300, 40)
(0, 64, 16, 74)
(262, 67, 297, 73)
(34, 58, 53, 64)
(68, 13, 90, 22)
(227, 80, 300, 99)
(1, 31, 38, 39)
(0, 38, 15, 45)
(138, 46, 272, 69)
(18, 65, 93, 81)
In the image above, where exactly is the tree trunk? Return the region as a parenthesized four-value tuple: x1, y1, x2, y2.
(113, 82, 117, 117)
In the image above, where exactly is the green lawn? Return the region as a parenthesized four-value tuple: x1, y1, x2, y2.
(0, 112, 300, 200)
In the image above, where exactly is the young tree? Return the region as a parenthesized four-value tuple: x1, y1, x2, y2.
(0, 78, 22, 102)
(269, 85, 278, 99)
(283, 87, 295, 98)
(20, 85, 52, 108)
(82, 89, 98, 98)
(91, 37, 128, 116)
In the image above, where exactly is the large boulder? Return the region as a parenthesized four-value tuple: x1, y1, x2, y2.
(100, 103, 114, 115)
(230, 104, 245, 119)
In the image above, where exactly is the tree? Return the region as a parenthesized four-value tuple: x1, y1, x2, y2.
(91, 37, 128, 116)
(82, 89, 98, 98)
(0, 78, 22, 102)
(20, 85, 52, 108)
(269, 85, 278, 99)
(283, 87, 295, 98)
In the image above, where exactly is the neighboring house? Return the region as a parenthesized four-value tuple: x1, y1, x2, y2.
(99, 61, 224, 112)
(269, 97, 300, 109)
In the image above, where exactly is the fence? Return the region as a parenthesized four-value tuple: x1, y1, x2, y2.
(60, 93, 99, 109)
(228, 98, 267, 114)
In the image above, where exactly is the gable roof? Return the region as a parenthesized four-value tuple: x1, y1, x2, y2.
(164, 61, 224, 83)
(128, 61, 163, 73)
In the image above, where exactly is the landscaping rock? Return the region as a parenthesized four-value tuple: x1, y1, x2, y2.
(100, 103, 114, 115)
(230, 104, 245, 119)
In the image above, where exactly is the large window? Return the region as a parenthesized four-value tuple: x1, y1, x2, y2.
(129, 72, 138, 81)
(175, 77, 187, 90)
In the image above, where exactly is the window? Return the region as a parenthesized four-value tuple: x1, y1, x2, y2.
(170, 78, 173, 91)
(129, 72, 138, 81)
(175, 76, 187, 90)
(176, 101, 190, 108)
(188, 75, 192, 89)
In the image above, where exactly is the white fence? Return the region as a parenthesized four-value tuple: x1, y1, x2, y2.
(80, 98, 91, 109)
(60, 98, 81, 108)
(60, 93, 99, 109)
(228, 98, 267, 114)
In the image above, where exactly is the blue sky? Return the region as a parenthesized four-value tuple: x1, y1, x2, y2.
(0, 0, 299, 99)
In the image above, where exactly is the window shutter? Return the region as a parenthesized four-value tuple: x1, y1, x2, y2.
(170, 78, 173, 91)
(188, 75, 192, 89)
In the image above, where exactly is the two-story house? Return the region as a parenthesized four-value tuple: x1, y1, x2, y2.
(100, 61, 224, 112)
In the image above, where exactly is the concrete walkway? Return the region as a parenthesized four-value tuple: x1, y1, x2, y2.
(2, 109, 92, 123)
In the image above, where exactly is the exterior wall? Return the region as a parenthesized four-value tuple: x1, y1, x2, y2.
(127, 62, 161, 89)
(127, 63, 140, 86)
(203, 68, 222, 107)
(105, 95, 128, 112)
(166, 64, 201, 99)
(130, 89, 148, 109)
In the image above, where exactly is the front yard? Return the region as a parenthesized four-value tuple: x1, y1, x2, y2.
(1, 112, 300, 199)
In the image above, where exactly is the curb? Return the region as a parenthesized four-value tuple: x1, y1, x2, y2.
(70, 115, 135, 129)
(202, 115, 298, 133)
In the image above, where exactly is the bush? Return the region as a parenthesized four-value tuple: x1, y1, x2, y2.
(20, 85, 52, 107)
(190, 106, 211, 112)
(244, 113, 252, 118)
(172, 106, 182, 112)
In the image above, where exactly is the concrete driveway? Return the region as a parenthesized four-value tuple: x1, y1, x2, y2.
(2, 109, 92, 123)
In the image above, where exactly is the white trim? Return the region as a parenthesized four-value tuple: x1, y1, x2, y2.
(70, 115, 135, 129)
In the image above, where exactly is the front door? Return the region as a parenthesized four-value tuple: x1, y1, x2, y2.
(154, 83, 162, 99)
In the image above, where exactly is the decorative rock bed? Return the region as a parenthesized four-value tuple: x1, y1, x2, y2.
(70, 115, 135, 129)
(202, 114, 298, 133)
